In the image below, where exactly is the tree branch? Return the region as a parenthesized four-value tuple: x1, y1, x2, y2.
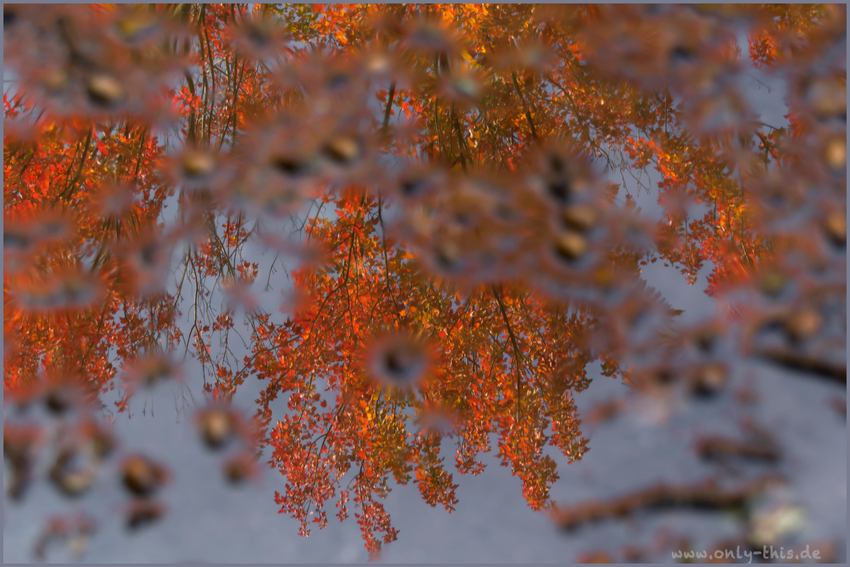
(491, 285, 524, 416)
(512, 72, 539, 141)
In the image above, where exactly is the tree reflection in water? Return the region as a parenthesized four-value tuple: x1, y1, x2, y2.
(3, 3, 846, 562)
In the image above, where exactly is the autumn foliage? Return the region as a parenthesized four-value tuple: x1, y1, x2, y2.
(4, 3, 846, 559)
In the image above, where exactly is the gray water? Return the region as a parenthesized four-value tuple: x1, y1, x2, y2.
(4, 24, 846, 564)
